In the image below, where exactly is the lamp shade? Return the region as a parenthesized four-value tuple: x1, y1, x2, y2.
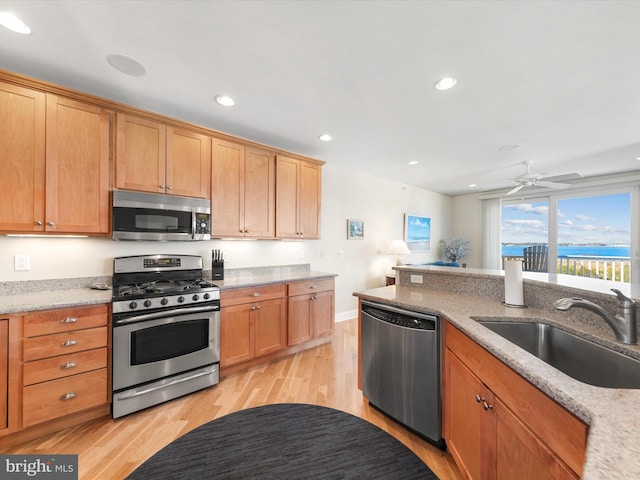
(387, 240, 411, 255)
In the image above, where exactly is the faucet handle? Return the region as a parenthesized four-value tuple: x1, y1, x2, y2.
(611, 289, 635, 309)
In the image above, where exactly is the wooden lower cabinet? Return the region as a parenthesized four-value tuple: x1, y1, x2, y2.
(220, 285, 287, 368)
(21, 305, 109, 428)
(288, 279, 335, 346)
(444, 322, 588, 480)
(0, 319, 8, 430)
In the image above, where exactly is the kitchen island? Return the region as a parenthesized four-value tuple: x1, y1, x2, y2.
(354, 265, 640, 480)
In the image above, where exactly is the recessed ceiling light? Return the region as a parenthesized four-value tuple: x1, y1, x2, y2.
(318, 134, 333, 142)
(214, 95, 235, 107)
(0, 12, 31, 34)
(407, 160, 419, 166)
(468, 183, 477, 188)
(498, 144, 521, 151)
(434, 76, 457, 91)
(636, 156, 640, 161)
(107, 54, 146, 76)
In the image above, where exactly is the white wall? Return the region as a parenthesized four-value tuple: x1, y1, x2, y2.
(0, 162, 453, 320)
(451, 193, 484, 268)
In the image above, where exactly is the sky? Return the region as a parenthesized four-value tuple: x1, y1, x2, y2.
(501, 192, 631, 245)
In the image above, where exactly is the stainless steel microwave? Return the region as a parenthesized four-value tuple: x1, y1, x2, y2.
(112, 190, 211, 241)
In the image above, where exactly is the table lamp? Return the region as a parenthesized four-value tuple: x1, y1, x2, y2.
(387, 240, 411, 265)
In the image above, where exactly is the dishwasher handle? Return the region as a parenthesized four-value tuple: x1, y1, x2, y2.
(361, 300, 437, 330)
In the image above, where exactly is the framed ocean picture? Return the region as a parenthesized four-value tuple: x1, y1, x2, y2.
(404, 214, 431, 252)
(347, 219, 364, 239)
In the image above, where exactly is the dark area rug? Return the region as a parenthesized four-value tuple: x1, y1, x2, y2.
(126, 403, 439, 479)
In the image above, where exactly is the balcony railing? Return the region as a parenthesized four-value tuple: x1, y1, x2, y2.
(502, 255, 631, 282)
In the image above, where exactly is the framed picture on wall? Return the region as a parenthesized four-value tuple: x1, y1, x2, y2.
(404, 214, 431, 252)
(347, 219, 364, 239)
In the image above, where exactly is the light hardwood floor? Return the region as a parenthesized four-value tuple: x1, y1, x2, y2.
(4, 319, 463, 480)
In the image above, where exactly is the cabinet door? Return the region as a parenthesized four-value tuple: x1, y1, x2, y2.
(244, 148, 275, 238)
(275, 155, 300, 239)
(0, 82, 46, 232)
(312, 290, 334, 338)
(0, 319, 7, 430)
(299, 160, 321, 239)
(288, 294, 313, 346)
(220, 303, 253, 367)
(444, 350, 496, 480)
(211, 139, 245, 237)
(166, 126, 211, 198)
(254, 298, 286, 357)
(495, 398, 578, 480)
(116, 113, 166, 193)
(45, 95, 111, 233)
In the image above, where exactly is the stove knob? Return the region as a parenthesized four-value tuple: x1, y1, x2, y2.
(178, 296, 185, 303)
(161, 298, 169, 305)
(129, 301, 138, 310)
(144, 300, 152, 308)
(192, 294, 200, 301)
(204, 293, 210, 300)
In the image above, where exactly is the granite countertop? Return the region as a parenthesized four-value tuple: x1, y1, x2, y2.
(0, 269, 337, 315)
(353, 284, 640, 480)
(214, 270, 337, 290)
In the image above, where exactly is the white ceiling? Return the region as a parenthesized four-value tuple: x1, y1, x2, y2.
(2, 0, 640, 196)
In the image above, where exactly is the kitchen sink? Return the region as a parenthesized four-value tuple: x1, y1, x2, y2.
(476, 320, 640, 389)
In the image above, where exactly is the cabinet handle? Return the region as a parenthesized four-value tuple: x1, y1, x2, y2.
(160, 184, 166, 189)
(60, 317, 78, 324)
(256, 305, 261, 310)
(60, 362, 77, 370)
(47, 221, 55, 227)
(309, 285, 318, 289)
(244, 229, 249, 233)
(35, 220, 43, 226)
(167, 185, 173, 190)
(252, 292, 260, 297)
(483, 401, 493, 411)
(61, 339, 78, 347)
(60, 392, 77, 401)
(475, 394, 482, 403)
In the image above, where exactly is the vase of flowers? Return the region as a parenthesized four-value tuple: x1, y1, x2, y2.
(439, 237, 470, 263)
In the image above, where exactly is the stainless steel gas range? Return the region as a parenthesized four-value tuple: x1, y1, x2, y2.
(111, 254, 220, 418)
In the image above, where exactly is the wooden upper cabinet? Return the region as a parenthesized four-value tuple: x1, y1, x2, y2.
(0, 82, 46, 232)
(166, 126, 211, 198)
(211, 138, 274, 238)
(0, 82, 110, 234)
(45, 95, 111, 234)
(116, 113, 211, 199)
(275, 155, 321, 239)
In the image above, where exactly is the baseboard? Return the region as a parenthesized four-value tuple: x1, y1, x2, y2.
(335, 309, 357, 323)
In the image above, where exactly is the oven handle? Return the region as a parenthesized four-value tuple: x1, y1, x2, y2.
(114, 304, 219, 325)
(115, 365, 218, 400)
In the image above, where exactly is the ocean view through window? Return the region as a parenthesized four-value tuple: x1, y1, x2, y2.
(501, 192, 631, 282)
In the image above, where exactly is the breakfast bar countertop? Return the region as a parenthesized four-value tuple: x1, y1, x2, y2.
(353, 283, 640, 480)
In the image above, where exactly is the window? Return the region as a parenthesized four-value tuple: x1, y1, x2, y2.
(500, 189, 634, 282)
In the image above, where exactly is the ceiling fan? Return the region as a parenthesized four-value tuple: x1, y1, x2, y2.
(505, 161, 577, 196)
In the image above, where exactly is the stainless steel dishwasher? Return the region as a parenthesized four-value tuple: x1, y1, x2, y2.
(361, 300, 444, 448)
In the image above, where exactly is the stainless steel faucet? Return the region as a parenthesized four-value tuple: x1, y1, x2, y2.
(553, 289, 637, 344)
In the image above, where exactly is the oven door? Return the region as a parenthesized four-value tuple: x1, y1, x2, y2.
(112, 305, 220, 391)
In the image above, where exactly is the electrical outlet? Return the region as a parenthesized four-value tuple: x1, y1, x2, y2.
(338, 250, 344, 258)
(14, 254, 30, 271)
(410, 274, 423, 284)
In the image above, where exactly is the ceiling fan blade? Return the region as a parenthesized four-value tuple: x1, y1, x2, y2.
(540, 172, 582, 182)
(537, 180, 570, 189)
(505, 184, 525, 195)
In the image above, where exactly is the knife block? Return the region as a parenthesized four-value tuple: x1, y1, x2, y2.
(212, 260, 224, 281)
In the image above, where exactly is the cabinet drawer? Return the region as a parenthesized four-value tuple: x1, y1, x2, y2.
(23, 368, 108, 427)
(23, 327, 107, 362)
(23, 347, 107, 386)
(288, 278, 334, 296)
(221, 284, 286, 307)
(23, 305, 108, 337)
